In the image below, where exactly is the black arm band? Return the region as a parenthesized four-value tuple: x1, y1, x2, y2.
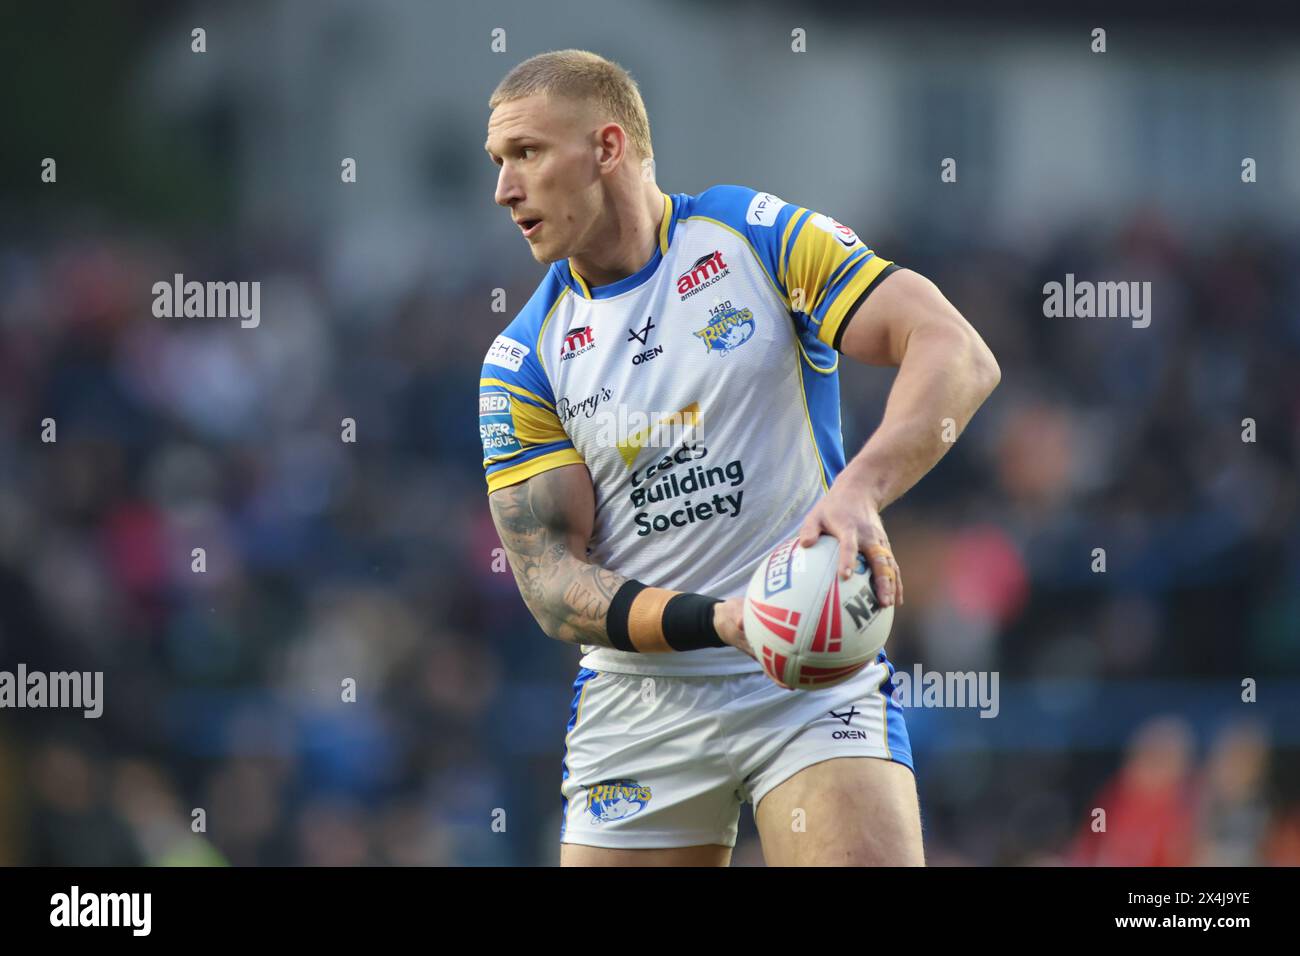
(661, 592, 726, 651)
(606, 580, 644, 652)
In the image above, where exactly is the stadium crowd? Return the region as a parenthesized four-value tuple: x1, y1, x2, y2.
(1, 205, 1297, 865)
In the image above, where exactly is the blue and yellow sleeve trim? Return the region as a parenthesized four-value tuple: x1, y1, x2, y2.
(480, 372, 583, 492)
(479, 282, 582, 492)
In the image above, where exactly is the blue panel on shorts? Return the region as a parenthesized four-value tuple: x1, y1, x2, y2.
(876, 651, 915, 771)
(560, 667, 599, 837)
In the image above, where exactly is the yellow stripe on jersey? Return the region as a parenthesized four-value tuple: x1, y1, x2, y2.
(657, 192, 672, 255)
(568, 261, 592, 299)
(785, 218, 860, 318)
(485, 447, 586, 493)
(508, 393, 569, 447)
(791, 348, 829, 491)
(479, 378, 556, 411)
(796, 336, 838, 375)
(817, 254, 894, 350)
(808, 248, 869, 316)
(777, 208, 806, 291)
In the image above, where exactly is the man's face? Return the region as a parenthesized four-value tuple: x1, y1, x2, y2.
(485, 93, 603, 264)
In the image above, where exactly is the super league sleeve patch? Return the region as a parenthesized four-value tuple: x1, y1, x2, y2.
(479, 389, 522, 463)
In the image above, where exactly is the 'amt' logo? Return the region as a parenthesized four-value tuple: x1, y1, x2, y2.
(560, 325, 596, 361)
(676, 250, 729, 299)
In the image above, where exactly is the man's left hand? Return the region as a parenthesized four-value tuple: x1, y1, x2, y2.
(796, 478, 903, 607)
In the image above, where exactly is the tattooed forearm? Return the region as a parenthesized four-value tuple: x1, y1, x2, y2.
(488, 471, 628, 648)
(555, 567, 625, 644)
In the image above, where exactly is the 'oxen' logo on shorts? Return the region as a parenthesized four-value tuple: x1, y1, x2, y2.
(829, 706, 860, 726)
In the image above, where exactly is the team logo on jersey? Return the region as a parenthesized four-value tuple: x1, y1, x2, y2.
(560, 324, 596, 362)
(692, 300, 755, 355)
(478, 390, 521, 461)
(676, 250, 729, 300)
(586, 779, 652, 823)
(810, 212, 860, 248)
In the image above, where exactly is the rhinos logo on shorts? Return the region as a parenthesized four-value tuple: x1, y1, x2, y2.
(586, 779, 652, 823)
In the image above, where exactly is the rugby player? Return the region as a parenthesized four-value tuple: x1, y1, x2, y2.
(479, 50, 1000, 866)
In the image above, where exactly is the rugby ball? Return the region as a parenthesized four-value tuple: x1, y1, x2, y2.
(743, 535, 894, 690)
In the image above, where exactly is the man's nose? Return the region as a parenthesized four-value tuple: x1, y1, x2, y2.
(495, 165, 523, 208)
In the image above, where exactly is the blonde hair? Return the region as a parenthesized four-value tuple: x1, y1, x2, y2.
(489, 49, 653, 160)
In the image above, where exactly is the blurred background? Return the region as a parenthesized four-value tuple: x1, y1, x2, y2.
(1, 0, 1298, 866)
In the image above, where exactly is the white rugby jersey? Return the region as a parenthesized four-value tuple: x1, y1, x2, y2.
(480, 184, 898, 676)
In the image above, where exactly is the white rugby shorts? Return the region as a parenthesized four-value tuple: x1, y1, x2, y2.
(559, 652, 913, 849)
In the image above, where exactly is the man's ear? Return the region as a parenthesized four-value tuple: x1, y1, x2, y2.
(595, 122, 628, 172)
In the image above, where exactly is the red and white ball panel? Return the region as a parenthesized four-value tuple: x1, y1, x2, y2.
(743, 535, 894, 690)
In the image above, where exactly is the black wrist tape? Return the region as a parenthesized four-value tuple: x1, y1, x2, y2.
(661, 593, 725, 651)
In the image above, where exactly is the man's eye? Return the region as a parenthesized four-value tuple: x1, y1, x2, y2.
(521, 147, 537, 159)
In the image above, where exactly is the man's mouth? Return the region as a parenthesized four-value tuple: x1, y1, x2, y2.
(518, 218, 543, 238)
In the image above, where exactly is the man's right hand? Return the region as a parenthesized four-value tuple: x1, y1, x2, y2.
(713, 598, 753, 659)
